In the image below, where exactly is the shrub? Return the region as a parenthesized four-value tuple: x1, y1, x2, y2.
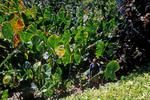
(2, 0, 149, 99)
(116, 0, 150, 72)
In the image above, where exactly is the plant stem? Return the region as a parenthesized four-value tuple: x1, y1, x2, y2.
(0, 49, 19, 68)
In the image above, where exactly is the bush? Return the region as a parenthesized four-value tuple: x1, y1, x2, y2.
(116, 0, 150, 72)
(0, 0, 149, 99)
(0, 0, 120, 99)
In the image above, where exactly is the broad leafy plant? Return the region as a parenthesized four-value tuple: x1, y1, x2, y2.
(0, 0, 121, 98)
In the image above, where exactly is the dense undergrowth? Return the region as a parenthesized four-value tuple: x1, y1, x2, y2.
(0, 0, 150, 99)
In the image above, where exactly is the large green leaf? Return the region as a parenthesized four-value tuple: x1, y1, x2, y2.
(104, 60, 120, 80)
(31, 35, 44, 51)
(62, 30, 71, 44)
(62, 45, 72, 65)
(95, 40, 105, 58)
(20, 31, 33, 42)
(75, 30, 88, 45)
(2, 22, 13, 40)
(47, 34, 60, 49)
(44, 7, 52, 20)
(57, 7, 65, 22)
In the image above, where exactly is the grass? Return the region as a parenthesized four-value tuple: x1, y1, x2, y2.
(64, 68, 150, 100)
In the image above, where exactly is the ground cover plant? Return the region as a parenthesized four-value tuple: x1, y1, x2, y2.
(0, 0, 150, 99)
(65, 66, 150, 100)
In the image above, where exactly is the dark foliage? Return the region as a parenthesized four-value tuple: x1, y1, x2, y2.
(116, 0, 150, 73)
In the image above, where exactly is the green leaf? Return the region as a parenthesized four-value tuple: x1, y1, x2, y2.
(57, 7, 65, 22)
(86, 21, 98, 33)
(25, 69, 33, 79)
(2, 22, 13, 40)
(31, 35, 43, 51)
(26, 24, 37, 33)
(0, 15, 4, 24)
(104, 60, 120, 81)
(1, 90, 8, 100)
(33, 62, 41, 72)
(74, 49, 81, 64)
(75, 31, 88, 45)
(20, 32, 33, 42)
(44, 7, 52, 19)
(26, 6, 37, 19)
(62, 30, 71, 44)
(52, 67, 62, 84)
(47, 34, 60, 49)
(95, 40, 105, 58)
(55, 67, 62, 75)
(44, 64, 52, 77)
(62, 45, 72, 65)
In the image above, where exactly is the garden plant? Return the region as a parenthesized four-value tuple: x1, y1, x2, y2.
(0, 0, 150, 99)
